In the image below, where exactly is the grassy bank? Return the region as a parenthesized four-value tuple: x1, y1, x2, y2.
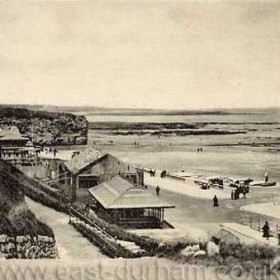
(0, 161, 54, 238)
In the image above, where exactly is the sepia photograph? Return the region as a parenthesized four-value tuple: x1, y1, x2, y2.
(0, 0, 279, 279)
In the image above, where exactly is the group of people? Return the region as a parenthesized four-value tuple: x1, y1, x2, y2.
(40, 146, 58, 157)
(71, 150, 80, 158)
(197, 147, 203, 152)
(231, 185, 249, 200)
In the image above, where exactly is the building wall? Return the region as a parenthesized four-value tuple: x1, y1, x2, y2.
(220, 230, 241, 244)
(59, 154, 144, 201)
(79, 154, 143, 186)
(0, 139, 28, 147)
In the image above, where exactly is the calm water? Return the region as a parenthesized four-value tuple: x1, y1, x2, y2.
(83, 108, 280, 124)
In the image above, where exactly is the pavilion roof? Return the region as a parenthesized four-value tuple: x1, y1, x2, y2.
(0, 126, 28, 142)
(88, 175, 174, 209)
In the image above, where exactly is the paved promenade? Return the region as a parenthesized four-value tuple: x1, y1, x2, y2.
(221, 223, 278, 247)
(144, 172, 230, 200)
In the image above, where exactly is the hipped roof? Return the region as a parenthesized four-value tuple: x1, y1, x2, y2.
(0, 126, 28, 142)
(88, 175, 175, 209)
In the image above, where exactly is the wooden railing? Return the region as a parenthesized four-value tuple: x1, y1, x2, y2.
(249, 216, 279, 238)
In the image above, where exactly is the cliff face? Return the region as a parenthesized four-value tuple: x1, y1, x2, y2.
(0, 107, 88, 146)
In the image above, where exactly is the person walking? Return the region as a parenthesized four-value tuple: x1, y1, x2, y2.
(231, 190, 234, 200)
(213, 195, 219, 207)
(264, 173, 269, 184)
(262, 221, 270, 240)
(156, 186, 160, 196)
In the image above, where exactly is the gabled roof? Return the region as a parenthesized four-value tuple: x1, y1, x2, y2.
(64, 147, 107, 175)
(88, 175, 175, 209)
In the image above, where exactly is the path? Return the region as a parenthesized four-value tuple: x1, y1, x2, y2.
(144, 178, 280, 241)
(144, 172, 230, 199)
(221, 223, 278, 246)
(25, 197, 105, 261)
(241, 202, 280, 220)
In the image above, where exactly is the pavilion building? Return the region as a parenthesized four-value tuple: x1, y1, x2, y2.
(88, 175, 175, 228)
(0, 126, 36, 165)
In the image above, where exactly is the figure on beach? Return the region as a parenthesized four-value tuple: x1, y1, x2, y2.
(156, 186, 160, 196)
(160, 170, 167, 178)
(213, 195, 219, 207)
(231, 190, 234, 200)
(265, 172, 269, 183)
(262, 221, 270, 240)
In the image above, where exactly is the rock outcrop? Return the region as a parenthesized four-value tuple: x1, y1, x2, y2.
(0, 107, 88, 146)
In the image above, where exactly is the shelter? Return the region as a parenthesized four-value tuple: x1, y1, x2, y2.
(59, 147, 144, 201)
(88, 175, 175, 228)
(0, 126, 36, 164)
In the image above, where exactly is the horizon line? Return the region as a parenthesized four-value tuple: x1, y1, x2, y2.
(0, 103, 279, 112)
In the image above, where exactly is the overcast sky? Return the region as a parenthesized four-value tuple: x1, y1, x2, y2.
(0, 0, 279, 109)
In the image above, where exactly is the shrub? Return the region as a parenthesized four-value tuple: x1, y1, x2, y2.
(219, 242, 277, 262)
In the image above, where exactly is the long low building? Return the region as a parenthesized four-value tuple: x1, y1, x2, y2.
(88, 175, 175, 229)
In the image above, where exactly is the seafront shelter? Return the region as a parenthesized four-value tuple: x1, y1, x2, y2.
(0, 126, 36, 165)
(88, 175, 175, 228)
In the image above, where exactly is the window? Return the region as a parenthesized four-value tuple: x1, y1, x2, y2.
(78, 175, 100, 188)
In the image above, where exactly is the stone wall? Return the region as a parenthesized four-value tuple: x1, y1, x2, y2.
(0, 234, 57, 259)
(0, 159, 59, 259)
